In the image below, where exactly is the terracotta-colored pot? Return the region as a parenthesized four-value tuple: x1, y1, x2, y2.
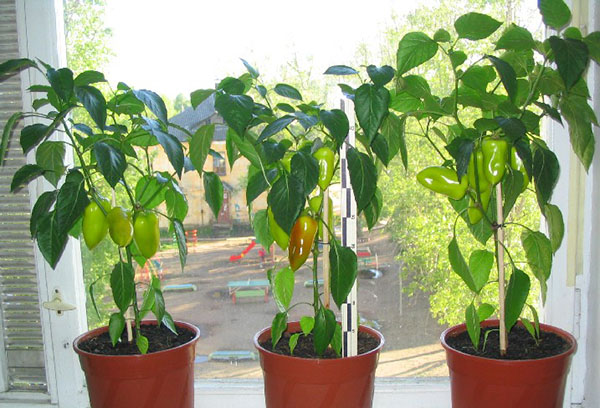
(254, 321, 384, 408)
(73, 320, 200, 408)
(441, 320, 577, 408)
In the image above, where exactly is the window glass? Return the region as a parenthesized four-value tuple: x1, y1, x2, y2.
(70, 0, 540, 381)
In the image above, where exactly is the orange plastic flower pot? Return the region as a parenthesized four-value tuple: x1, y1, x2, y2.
(73, 320, 200, 408)
(254, 321, 384, 408)
(441, 320, 577, 408)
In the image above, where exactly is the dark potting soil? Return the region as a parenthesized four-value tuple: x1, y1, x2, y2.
(260, 330, 380, 359)
(77, 324, 196, 355)
(446, 325, 571, 360)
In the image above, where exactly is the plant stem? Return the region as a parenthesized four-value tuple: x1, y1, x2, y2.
(495, 182, 507, 355)
(311, 235, 320, 316)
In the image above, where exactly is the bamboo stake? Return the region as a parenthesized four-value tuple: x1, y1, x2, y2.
(323, 189, 331, 309)
(496, 182, 507, 355)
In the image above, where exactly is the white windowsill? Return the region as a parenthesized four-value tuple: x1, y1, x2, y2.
(193, 377, 452, 408)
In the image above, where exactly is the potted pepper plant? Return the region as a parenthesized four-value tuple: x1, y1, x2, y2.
(189, 59, 403, 407)
(391, 0, 600, 406)
(0, 59, 213, 408)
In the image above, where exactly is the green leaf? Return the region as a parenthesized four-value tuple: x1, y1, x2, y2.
(1, 112, 22, 163)
(252, 209, 274, 250)
(584, 32, 600, 65)
(190, 124, 215, 176)
(289, 333, 300, 355)
(455, 13, 501, 40)
(108, 312, 126, 346)
(330, 238, 358, 308)
(380, 113, 407, 169)
(75, 85, 107, 130)
(469, 250, 493, 294)
(449, 51, 467, 68)
(534, 101, 562, 125)
(162, 312, 177, 335)
(36, 141, 65, 187)
(215, 93, 254, 138)
(153, 129, 184, 178)
(135, 175, 166, 209)
(274, 83, 302, 101)
(74, 70, 106, 86)
(267, 172, 305, 234)
(544, 203, 564, 253)
(30, 191, 57, 237)
(36, 210, 67, 268)
(172, 219, 187, 271)
(461, 66, 496, 92)
(11, 164, 45, 192)
(522, 317, 536, 339)
(110, 261, 135, 313)
(300, 316, 315, 335)
(434, 29, 451, 43)
(0, 58, 36, 78)
(371, 133, 390, 167)
(445, 137, 474, 181)
(324, 65, 358, 75)
(319, 109, 349, 148)
(559, 94, 595, 170)
(366, 65, 395, 87)
(363, 188, 383, 230)
(538, 0, 571, 30)
(241, 58, 259, 79)
(247, 167, 277, 204)
(203, 171, 223, 219)
(228, 128, 263, 169)
(532, 145, 560, 206)
(291, 151, 319, 195)
(495, 117, 526, 142)
(151, 286, 166, 325)
(477, 303, 495, 322)
(502, 170, 524, 218)
(20, 123, 49, 154)
(347, 147, 377, 213)
(522, 230, 552, 302)
(487, 56, 518, 102)
(273, 266, 294, 312)
(139, 284, 156, 320)
(505, 268, 531, 330)
(108, 92, 145, 116)
(465, 303, 480, 349)
(132, 89, 168, 124)
(136, 334, 149, 354)
(496, 24, 536, 51)
(55, 170, 89, 236)
(258, 116, 295, 142)
(396, 32, 438, 75)
(448, 237, 476, 292)
(190, 89, 214, 109)
(549, 36, 589, 90)
(93, 141, 127, 188)
(314, 307, 336, 356)
(46, 67, 74, 103)
(218, 77, 245, 94)
(271, 312, 287, 347)
(165, 185, 188, 222)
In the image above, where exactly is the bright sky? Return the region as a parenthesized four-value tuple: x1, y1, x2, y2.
(104, 0, 425, 99)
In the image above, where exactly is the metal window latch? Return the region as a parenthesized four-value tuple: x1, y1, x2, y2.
(42, 289, 76, 315)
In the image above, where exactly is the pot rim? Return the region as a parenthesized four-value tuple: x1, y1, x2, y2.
(440, 319, 577, 363)
(253, 321, 385, 361)
(73, 319, 200, 358)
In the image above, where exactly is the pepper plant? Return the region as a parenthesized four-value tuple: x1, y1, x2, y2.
(191, 60, 403, 355)
(0, 59, 215, 353)
(395, 0, 600, 353)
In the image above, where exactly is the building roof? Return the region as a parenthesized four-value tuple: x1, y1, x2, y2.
(168, 93, 227, 142)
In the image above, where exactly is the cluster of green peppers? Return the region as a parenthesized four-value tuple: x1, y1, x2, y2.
(417, 138, 529, 224)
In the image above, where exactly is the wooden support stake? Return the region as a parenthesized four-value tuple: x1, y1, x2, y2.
(323, 188, 331, 309)
(496, 182, 507, 355)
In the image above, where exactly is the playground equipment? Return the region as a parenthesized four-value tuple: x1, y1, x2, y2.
(228, 240, 267, 263)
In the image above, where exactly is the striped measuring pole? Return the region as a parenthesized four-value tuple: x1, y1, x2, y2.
(339, 97, 358, 357)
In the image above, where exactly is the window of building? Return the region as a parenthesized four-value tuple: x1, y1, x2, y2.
(213, 155, 226, 176)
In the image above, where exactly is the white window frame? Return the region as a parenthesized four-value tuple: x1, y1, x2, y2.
(12, 0, 600, 407)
